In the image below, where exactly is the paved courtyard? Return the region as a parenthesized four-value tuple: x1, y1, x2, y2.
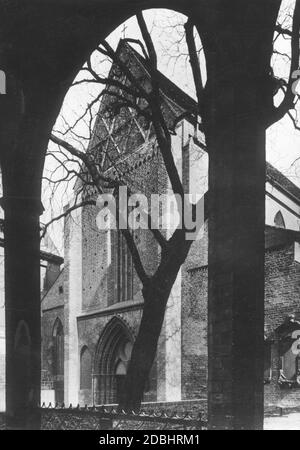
(264, 412, 300, 430)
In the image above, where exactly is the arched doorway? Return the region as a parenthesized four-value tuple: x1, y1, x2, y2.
(94, 317, 133, 405)
(52, 318, 64, 404)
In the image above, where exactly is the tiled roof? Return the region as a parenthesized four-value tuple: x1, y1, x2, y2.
(115, 40, 198, 122)
(266, 162, 300, 204)
(92, 40, 300, 206)
(118, 43, 300, 204)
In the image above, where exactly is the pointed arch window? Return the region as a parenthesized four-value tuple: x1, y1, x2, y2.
(52, 318, 64, 403)
(274, 211, 286, 229)
(115, 231, 133, 303)
(80, 346, 92, 390)
(52, 319, 64, 378)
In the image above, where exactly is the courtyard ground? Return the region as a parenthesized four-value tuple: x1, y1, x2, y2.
(264, 412, 300, 430)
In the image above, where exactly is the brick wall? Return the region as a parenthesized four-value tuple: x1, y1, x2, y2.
(181, 227, 208, 401)
(41, 143, 171, 407)
(265, 244, 300, 337)
(42, 178, 300, 410)
(181, 229, 300, 408)
(81, 146, 165, 312)
(41, 269, 65, 392)
(77, 143, 168, 405)
(264, 243, 300, 408)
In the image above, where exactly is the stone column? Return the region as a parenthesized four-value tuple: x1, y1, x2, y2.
(207, 98, 266, 429)
(2, 196, 43, 429)
(64, 204, 82, 406)
(195, 0, 281, 430)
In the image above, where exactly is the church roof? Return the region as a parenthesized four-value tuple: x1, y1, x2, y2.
(111, 42, 300, 202)
(84, 40, 300, 206)
(94, 39, 198, 137)
(266, 162, 300, 204)
(117, 40, 198, 119)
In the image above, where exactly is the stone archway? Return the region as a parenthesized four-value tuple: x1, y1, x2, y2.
(0, 1, 195, 427)
(0, 0, 282, 429)
(94, 317, 133, 405)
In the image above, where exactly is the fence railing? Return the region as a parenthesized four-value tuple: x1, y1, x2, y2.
(39, 403, 206, 430)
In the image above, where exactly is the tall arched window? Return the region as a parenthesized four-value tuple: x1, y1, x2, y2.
(115, 231, 133, 303)
(52, 318, 64, 403)
(80, 346, 92, 390)
(274, 210, 286, 229)
(53, 319, 64, 377)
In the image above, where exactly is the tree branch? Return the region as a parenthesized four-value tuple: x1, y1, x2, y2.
(99, 40, 151, 102)
(136, 12, 158, 73)
(274, 24, 293, 37)
(136, 12, 185, 199)
(50, 134, 153, 285)
(41, 199, 96, 240)
(185, 18, 203, 113)
(269, 0, 300, 126)
(50, 134, 118, 191)
(85, 56, 143, 100)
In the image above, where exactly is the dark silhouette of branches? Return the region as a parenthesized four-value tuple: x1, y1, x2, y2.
(268, 0, 300, 126)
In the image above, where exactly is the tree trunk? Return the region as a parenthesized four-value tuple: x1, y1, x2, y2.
(119, 236, 192, 411)
(119, 287, 168, 411)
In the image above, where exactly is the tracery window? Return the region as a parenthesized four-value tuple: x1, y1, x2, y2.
(116, 231, 133, 303)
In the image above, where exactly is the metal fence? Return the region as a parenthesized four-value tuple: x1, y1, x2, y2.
(39, 403, 206, 430)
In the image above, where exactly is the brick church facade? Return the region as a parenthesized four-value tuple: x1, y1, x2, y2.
(41, 41, 300, 410)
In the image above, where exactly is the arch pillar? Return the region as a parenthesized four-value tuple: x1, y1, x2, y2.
(2, 194, 43, 429)
(0, 70, 70, 428)
(197, 0, 282, 430)
(0, 0, 285, 430)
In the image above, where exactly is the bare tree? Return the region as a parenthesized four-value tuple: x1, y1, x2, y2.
(47, 11, 207, 410)
(46, 2, 300, 411)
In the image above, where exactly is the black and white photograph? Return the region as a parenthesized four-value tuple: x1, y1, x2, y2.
(0, 0, 300, 433)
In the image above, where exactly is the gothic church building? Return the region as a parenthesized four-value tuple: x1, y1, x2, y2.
(41, 41, 300, 411)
